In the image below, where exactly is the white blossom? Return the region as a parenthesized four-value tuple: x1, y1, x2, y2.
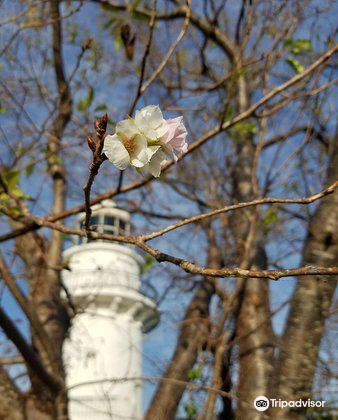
(103, 105, 188, 177)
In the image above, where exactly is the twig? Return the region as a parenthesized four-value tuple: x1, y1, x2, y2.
(67, 375, 231, 398)
(128, 0, 157, 116)
(140, 0, 191, 94)
(69, 37, 93, 83)
(83, 114, 108, 231)
(140, 181, 338, 241)
(0, 356, 24, 365)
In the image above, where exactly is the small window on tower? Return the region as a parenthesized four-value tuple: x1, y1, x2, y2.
(80, 216, 99, 229)
(119, 220, 126, 232)
(104, 216, 115, 226)
(103, 227, 117, 235)
(90, 215, 99, 226)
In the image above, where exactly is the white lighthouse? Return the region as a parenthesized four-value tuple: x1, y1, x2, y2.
(62, 200, 159, 420)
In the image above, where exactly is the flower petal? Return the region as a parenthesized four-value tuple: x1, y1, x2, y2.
(130, 135, 149, 168)
(147, 145, 161, 159)
(164, 117, 187, 148)
(162, 116, 188, 161)
(135, 105, 163, 128)
(139, 164, 150, 177)
(103, 134, 130, 170)
(148, 149, 166, 177)
(155, 121, 169, 138)
(135, 105, 168, 140)
(116, 118, 139, 139)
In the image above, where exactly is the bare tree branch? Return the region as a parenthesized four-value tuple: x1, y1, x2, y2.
(0, 306, 62, 393)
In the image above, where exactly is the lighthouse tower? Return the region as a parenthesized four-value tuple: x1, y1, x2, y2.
(62, 200, 159, 420)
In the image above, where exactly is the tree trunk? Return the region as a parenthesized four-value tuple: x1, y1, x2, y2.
(0, 1, 72, 418)
(145, 228, 220, 420)
(231, 130, 274, 420)
(0, 367, 24, 420)
(270, 136, 338, 420)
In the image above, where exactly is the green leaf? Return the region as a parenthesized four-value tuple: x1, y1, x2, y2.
(142, 256, 155, 273)
(262, 206, 279, 225)
(113, 28, 123, 52)
(286, 57, 304, 74)
(131, 10, 149, 22)
(51, 155, 63, 166)
(232, 121, 258, 136)
(76, 85, 94, 112)
(26, 162, 36, 176)
(3, 170, 20, 191)
(223, 106, 234, 122)
(284, 38, 312, 55)
(103, 17, 116, 30)
(235, 66, 248, 79)
(188, 367, 202, 381)
(184, 400, 197, 419)
(101, 3, 120, 14)
(0, 100, 5, 113)
(10, 187, 29, 199)
(86, 49, 100, 71)
(0, 201, 21, 216)
(94, 104, 108, 112)
(0, 169, 29, 200)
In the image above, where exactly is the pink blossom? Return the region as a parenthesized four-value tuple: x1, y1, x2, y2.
(162, 117, 188, 161)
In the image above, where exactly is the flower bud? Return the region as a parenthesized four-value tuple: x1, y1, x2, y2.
(87, 135, 96, 152)
(94, 118, 100, 130)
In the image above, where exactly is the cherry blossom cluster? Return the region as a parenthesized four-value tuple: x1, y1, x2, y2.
(103, 105, 188, 177)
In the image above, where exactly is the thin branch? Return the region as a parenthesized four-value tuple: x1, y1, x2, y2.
(68, 37, 93, 83)
(128, 0, 157, 116)
(67, 375, 231, 399)
(0, 356, 24, 365)
(140, 0, 191, 94)
(83, 114, 108, 230)
(20, 212, 338, 281)
(139, 181, 338, 241)
(0, 306, 62, 393)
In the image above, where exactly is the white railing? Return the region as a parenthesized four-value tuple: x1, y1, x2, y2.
(63, 268, 140, 294)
